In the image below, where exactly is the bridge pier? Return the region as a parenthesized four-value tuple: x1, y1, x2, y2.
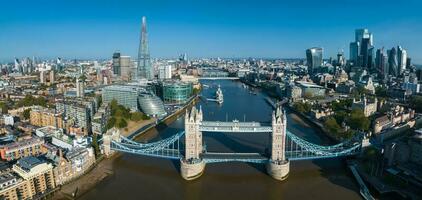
(180, 159, 205, 180)
(266, 160, 290, 181)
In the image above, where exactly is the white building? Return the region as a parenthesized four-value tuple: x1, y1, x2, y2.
(3, 115, 14, 126)
(158, 65, 172, 80)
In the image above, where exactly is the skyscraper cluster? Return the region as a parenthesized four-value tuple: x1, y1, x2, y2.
(348, 29, 411, 80)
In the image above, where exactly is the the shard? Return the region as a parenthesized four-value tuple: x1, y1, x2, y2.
(137, 16, 153, 80)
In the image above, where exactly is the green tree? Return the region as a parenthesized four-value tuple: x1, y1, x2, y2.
(333, 110, 348, 125)
(130, 112, 143, 122)
(23, 109, 31, 120)
(0, 102, 9, 114)
(117, 118, 128, 128)
(106, 117, 116, 130)
(410, 95, 422, 113)
(347, 109, 370, 131)
(324, 117, 342, 135)
(91, 133, 100, 156)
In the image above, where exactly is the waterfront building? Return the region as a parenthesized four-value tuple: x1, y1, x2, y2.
(12, 156, 55, 197)
(296, 81, 325, 98)
(138, 92, 166, 117)
(53, 147, 96, 186)
(0, 172, 31, 200)
(286, 85, 302, 100)
(137, 16, 153, 80)
(102, 85, 141, 111)
(0, 136, 45, 161)
(351, 96, 377, 117)
(112, 52, 121, 76)
(160, 81, 193, 104)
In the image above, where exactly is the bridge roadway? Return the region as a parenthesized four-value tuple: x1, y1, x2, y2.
(198, 77, 240, 80)
(200, 121, 272, 133)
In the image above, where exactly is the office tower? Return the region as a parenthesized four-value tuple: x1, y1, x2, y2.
(76, 78, 85, 97)
(49, 70, 55, 84)
(137, 16, 153, 80)
(112, 52, 121, 75)
(397, 46, 407, 75)
(351, 29, 373, 67)
(306, 47, 323, 75)
(56, 57, 63, 71)
(349, 42, 360, 64)
(375, 48, 388, 79)
(388, 47, 398, 77)
(14, 58, 20, 72)
(120, 56, 132, 80)
(406, 57, 412, 69)
(336, 51, 345, 67)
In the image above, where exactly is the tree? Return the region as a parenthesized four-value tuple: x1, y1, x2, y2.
(333, 110, 348, 125)
(0, 102, 9, 114)
(91, 133, 100, 157)
(106, 117, 116, 130)
(347, 109, 370, 131)
(117, 118, 127, 129)
(410, 95, 422, 113)
(23, 109, 31, 120)
(130, 112, 143, 122)
(324, 117, 342, 135)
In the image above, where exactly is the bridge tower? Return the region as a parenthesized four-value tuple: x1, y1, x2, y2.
(180, 107, 205, 180)
(266, 105, 290, 181)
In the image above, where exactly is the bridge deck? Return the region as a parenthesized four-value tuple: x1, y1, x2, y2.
(202, 152, 268, 163)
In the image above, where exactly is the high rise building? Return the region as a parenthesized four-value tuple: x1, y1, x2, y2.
(306, 47, 323, 75)
(349, 42, 360, 64)
(375, 48, 388, 80)
(351, 29, 373, 68)
(76, 78, 85, 97)
(137, 16, 153, 80)
(112, 52, 121, 75)
(388, 47, 398, 77)
(120, 56, 132, 80)
(397, 46, 407, 75)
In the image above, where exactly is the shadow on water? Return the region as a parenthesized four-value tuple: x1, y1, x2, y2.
(208, 132, 268, 174)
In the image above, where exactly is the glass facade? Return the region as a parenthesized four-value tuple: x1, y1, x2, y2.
(102, 85, 140, 111)
(162, 81, 193, 104)
(138, 92, 167, 117)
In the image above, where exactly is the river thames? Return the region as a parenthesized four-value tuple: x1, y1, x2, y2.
(80, 80, 361, 200)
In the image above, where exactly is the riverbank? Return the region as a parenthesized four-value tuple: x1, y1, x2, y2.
(52, 95, 199, 200)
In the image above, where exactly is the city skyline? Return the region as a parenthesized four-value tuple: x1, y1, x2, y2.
(1, 0, 422, 63)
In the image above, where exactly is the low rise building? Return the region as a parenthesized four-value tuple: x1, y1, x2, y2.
(53, 147, 95, 185)
(0, 136, 45, 161)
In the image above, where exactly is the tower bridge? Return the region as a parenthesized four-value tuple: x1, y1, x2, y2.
(103, 105, 363, 181)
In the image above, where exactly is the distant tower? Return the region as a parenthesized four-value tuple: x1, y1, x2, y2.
(76, 78, 85, 97)
(137, 16, 153, 80)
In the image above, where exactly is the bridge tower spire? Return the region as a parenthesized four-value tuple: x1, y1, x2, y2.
(267, 105, 290, 181)
(180, 107, 205, 180)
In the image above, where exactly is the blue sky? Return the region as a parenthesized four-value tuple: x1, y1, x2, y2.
(1, 0, 422, 63)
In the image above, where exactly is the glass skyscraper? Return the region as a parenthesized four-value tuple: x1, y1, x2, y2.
(137, 16, 154, 80)
(306, 47, 323, 75)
